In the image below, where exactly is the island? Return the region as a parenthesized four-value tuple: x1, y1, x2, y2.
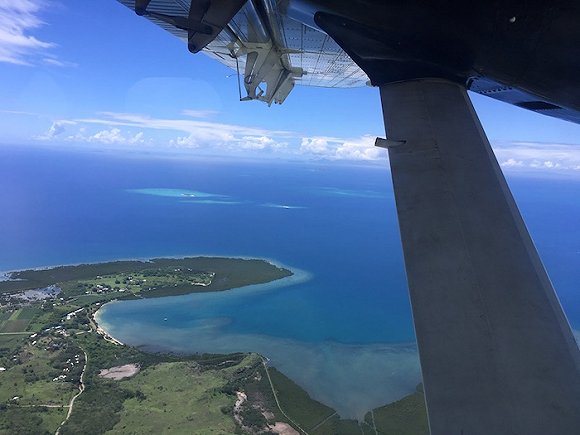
(0, 257, 427, 434)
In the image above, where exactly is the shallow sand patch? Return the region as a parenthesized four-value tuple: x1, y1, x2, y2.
(99, 363, 140, 380)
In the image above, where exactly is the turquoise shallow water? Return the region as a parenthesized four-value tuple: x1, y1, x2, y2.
(2, 145, 579, 418)
(95, 269, 421, 418)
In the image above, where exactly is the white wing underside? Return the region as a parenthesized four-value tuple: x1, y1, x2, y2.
(118, 0, 368, 104)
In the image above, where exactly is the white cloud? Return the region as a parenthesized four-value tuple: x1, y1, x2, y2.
(494, 141, 580, 172)
(238, 135, 275, 150)
(300, 135, 386, 161)
(36, 120, 76, 140)
(74, 112, 291, 153)
(37, 111, 386, 161)
(70, 128, 146, 145)
(76, 112, 289, 140)
(42, 57, 78, 68)
(501, 158, 524, 168)
(91, 128, 144, 144)
(181, 109, 219, 119)
(36, 120, 146, 145)
(171, 135, 201, 148)
(36, 111, 580, 167)
(0, 1, 54, 65)
(45, 121, 65, 138)
(335, 136, 386, 160)
(301, 137, 331, 155)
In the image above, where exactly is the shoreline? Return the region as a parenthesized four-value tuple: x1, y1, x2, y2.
(0, 255, 299, 300)
(90, 260, 306, 349)
(91, 266, 307, 348)
(91, 304, 124, 345)
(0, 253, 296, 279)
(90, 267, 422, 420)
(92, 297, 421, 421)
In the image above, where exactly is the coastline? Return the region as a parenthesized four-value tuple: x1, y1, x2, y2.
(0, 253, 295, 280)
(90, 266, 422, 420)
(94, 300, 421, 420)
(92, 306, 124, 346)
(0, 255, 298, 299)
(1, 256, 420, 419)
(91, 264, 307, 347)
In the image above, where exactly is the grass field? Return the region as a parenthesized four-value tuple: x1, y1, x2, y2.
(109, 361, 238, 434)
(0, 307, 40, 333)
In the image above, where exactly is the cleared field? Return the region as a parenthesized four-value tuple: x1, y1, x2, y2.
(0, 308, 40, 333)
(16, 307, 40, 320)
(107, 361, 237, 434)
(0, 319, 30, 333)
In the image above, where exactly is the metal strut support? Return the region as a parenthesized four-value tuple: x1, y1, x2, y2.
(380, 79, 580, 435)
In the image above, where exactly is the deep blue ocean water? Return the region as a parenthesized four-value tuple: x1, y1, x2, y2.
(1, 145, 579, 418)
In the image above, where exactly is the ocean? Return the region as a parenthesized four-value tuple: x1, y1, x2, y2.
(1, 144, 579, 418)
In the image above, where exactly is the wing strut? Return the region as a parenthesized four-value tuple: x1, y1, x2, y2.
(380, 79, 580, 435)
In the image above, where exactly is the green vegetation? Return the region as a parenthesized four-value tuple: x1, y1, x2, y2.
(267, 367, 336, 428)
(0, 307, 40, 333)
(0, 406, 66, 435)
(364, 384, 429, 435)
(107, 360, 240, 434)
(0, 339, 79, 405)
(0, 257, 292, 298)
(85, 268, 211, 290)
(0, 327, 83, 434)
(0, 335, 27, 365)
(0, 258, 427, 434)
(60, 332, 258, 435)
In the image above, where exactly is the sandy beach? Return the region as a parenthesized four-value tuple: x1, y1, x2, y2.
(92, 305, 125, 346)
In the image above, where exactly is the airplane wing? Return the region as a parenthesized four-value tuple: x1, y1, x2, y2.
(469, 77, 580, 124)
(118, 0, 580, 126)
(115, 2, 580, 434)
(118, 0, 368, 105)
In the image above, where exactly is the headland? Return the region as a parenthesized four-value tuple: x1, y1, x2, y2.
(0, 256, 427, 434)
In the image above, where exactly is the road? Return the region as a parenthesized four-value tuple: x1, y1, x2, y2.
(55, 348, 88, 435)
(261, 357, 309, 435)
